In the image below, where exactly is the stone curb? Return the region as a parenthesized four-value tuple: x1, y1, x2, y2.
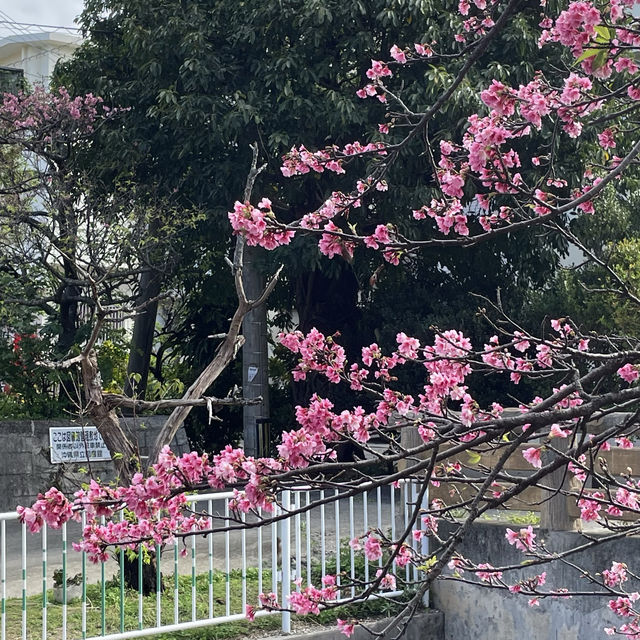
(266, 610, 443, 640)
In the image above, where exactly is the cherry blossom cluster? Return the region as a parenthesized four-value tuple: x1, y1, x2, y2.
(0, 86, 108, 149)
(505, 525, 536, 551)
(280, 141, 386, 178)
(480, 319, 590, 385)
(356, 60, 393, 103)
(278, 320, 605, 437)
(574, 481, 640, 523)
(228, 198, 294, 249)
(349, 531, 416, 569)
(16, 487, 73, 533)
(279, 328, 347, 383)
(299, 191, 353, 230)
(413, 198, 469, 236)
(19, 446, 284, 561)
(540, 1, 605, 54)
(288, 576, 338, 615)
(231, 2, 640, 260)
(606, 593, 640, 638)
(450, 552, 566, 607)
(427, 67, 611, 235)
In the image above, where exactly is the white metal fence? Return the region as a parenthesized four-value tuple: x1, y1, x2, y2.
(0, 482, 423, 640)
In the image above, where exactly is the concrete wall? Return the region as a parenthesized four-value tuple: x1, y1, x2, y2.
(0, 416, 189, 512)
(431, 521, 631, 640)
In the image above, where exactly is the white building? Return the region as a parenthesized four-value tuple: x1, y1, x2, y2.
(0, 32, 81, 86)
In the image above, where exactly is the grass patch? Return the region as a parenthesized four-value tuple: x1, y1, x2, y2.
(4, 568, 280, 640)
(4, 562, 410, 640)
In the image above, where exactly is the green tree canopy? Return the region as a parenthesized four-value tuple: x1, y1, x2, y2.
(54, 0, 592, 434)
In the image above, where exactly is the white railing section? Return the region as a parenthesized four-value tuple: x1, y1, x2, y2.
(0, 481, 424, 640)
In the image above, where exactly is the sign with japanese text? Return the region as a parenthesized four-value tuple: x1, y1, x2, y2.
(49, 426, 111, 463)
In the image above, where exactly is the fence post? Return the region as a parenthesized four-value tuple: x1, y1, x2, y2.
(1, 519, 5, 640)
(401, 431, 431, 605)
(281, 490, 291, 634)
(540, 442, 577, 531)
(415, 480, 430, 607)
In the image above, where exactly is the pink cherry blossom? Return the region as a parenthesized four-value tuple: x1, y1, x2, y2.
(390, 45, 407, 64)
(549, 424, 570, 438)
(337, 619, 356, 637)
(476, 563, 503, 583)
(366, 60, 392, 80)
(578, 497, 601, 521)
(609, 593, 640, 617)
(414, 43, 433, 56)
(598, 129, 616, 149)
(505, 526, 536, 551)
(618, 363, 640, 384)
(522, 447, 542, 468)
(603, 562, 628, 587)
(364, 535, 383, 561)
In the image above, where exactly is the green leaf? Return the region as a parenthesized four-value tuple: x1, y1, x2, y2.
(467, 451, 481, 465)
(575, 48, 599, 63)
(418, 555, 438, 571)
(593, 25, 613, 43)
(592, 50, 608, 71)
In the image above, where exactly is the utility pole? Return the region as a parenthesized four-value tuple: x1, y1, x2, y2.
(242, 245, 270, 457)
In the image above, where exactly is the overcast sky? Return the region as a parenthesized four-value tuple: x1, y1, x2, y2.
(0, 0, 84, 37)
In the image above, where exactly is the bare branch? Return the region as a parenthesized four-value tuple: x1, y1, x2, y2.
(103, 393, 262, 411)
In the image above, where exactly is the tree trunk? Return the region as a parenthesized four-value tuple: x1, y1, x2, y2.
(122, 553, 161, 595)
(82, 350, 138, 485)
(58, 280, 80, 355)
(82, 350, 161, 593)
(57, 220, 80, 404)
(57, 275, 81, 406)
(124, 266, 163, 400)
(147, 305, 247, 467)
(56, 201, 80, 354)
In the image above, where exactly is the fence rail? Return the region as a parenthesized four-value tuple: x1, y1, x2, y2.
(0, 482, 421, 640)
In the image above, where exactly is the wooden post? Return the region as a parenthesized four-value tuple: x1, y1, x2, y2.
(399, 424, 424, 472)
(540, 442, 577, 531)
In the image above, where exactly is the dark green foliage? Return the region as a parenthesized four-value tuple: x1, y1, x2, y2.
(525, 184, 640, 336)
(55, 0, 592, 442)
(0, 329, 64, 418)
